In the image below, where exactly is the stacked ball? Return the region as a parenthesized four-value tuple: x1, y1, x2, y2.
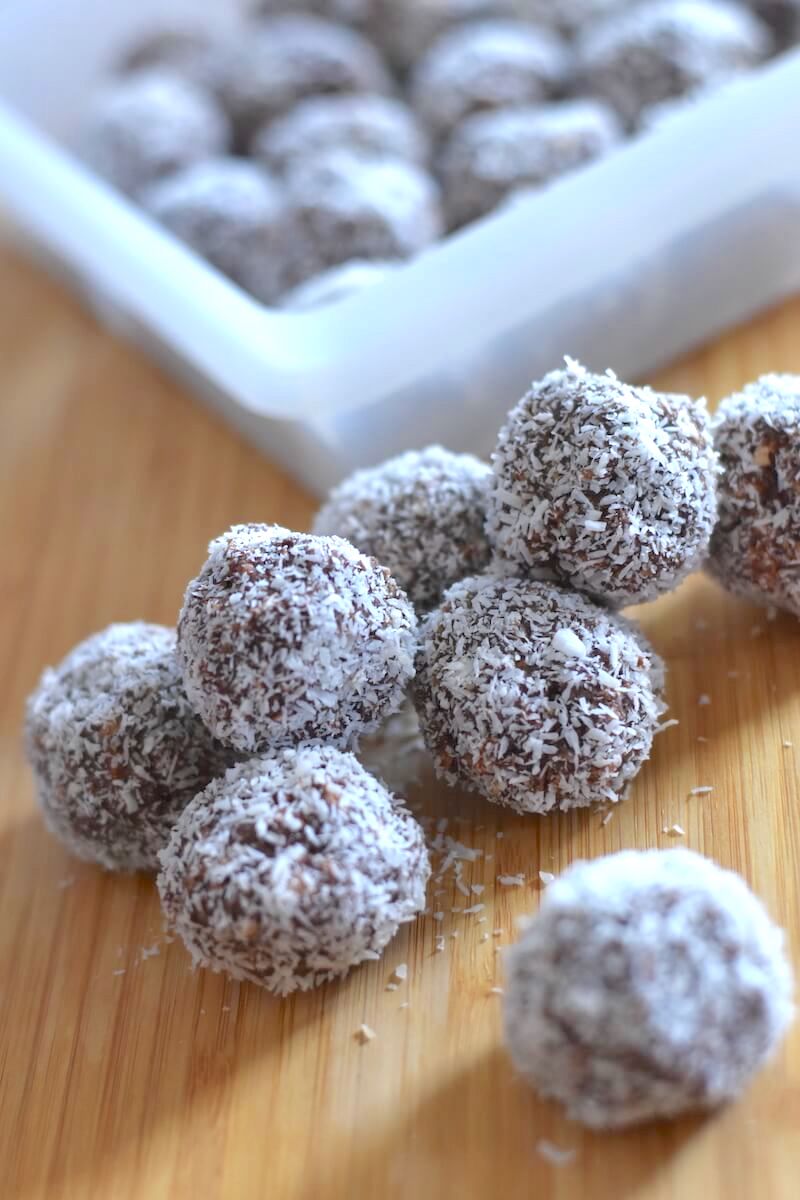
(313, 363, 718, 812)
(25, 360, 796, 1125)
(26, 524, 430, 994)
(80, 0, 779, 306)
(306, 362, 796, 1124)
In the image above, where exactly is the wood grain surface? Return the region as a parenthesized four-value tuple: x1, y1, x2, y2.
(1, 246, 799, 1200)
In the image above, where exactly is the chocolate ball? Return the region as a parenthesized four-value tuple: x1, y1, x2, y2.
(215, 14, 393, 143)
(414, 574, 665, 813)
(505, 849, 794, 1128)
(252, 93, 430, 175)
(577, 0, 772, 130)
(439, 99, 620, 227)
(313, 446, 492, 611)
(708, 374, 800, 617)
(284, 150, 443, 286)
(142, 157, 294, 304)
(410, 19, 567, 142)
(177, 524, 417, 754)
(485, 359, 719, 607)
(25, 623, 234, 872)
(82, 69, 230, 197)
(158, 746, 430, 993)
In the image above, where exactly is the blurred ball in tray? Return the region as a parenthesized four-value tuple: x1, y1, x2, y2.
(251, 92, 431, 175)
(439, 98, 621, 227)
(282, 150, 444, 289)
(409, 18, 569, 141)
(577, 0, 773, 130)
(141, 156, 295, 304)
(82, 0, 782, 307)
(82, 68, 231, 198)
(213, 13, 394, 145)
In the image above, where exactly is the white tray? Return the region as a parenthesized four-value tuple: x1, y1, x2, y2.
(2, 0, 800, 495)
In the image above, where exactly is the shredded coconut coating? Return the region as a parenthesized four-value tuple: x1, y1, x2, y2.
(214, 15, 393, 143)
(485, 360, 719, 607)
(284, 150, 443, 287)
(371, 0, 518, 71)
(82, 69, 231, 198)
(576, 0, 772, 129)
(157, 747, 431, 994)
(357, 697, 431, 795)
(25, 623, 236, 872)
(252, 94, 430, 176)
(414, 574, 666, 814)
(313, 446, 492, 611)
(440, 101, 621, 228)
(707, 374, 800, 617)
(280, 258, 398, 309)
(142, 157, 294, 305)
(504, 849, 794, 1129)
(410, 19, 568, 142)
(177, 524, 417, 754)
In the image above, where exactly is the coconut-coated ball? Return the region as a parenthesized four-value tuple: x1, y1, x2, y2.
(25, 623, 235, 872)
(214, 15, 393, 143)
(504, 849, 794, 1129)
(414, 574, 665, 814)
(707, 375, 800, 617)
(177, 524, 417, 754)
(280, 258, 399, 309)
(142, 157, 294, 304)
(410, 19, 568, 142)
(252, 93, 430, 176)
(285, 150, 443, 286)
(486, 359, 719, 608)
(577, 0, 772, 130)
(313, 446, 492, 611)
(157, 747, 431, 993)
(439, 99, 620, 227)
(82, 69, 231, 198)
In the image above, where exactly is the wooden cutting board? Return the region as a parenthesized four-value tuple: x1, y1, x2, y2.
(1, 247, 798, 1200)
